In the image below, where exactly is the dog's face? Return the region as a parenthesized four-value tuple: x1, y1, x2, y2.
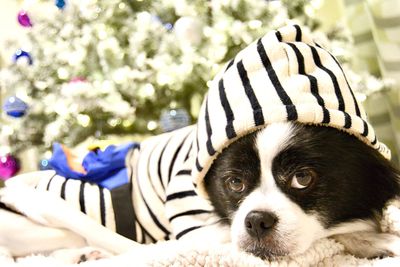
(204, 122, 400, 258)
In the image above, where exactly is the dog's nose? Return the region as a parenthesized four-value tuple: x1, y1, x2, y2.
(245, 210, 277, 238)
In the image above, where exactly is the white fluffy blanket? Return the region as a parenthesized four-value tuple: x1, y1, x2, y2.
(3, 198, 400, 267)
(2, 238, 400, 267)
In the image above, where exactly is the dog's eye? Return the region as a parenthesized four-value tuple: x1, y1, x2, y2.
(225, 177, 246, 193)
(290, 169, 316, 189)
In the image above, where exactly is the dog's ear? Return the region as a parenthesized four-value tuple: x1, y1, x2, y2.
(333, 231, 400, 258)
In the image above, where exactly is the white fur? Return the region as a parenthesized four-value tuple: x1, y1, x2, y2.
(327, 219, 376, 236)
(230, 188, 326, 255)
(231, 123, 325, 255)
(255, 123, 294, 171)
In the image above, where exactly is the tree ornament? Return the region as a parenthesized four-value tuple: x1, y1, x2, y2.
(0, 154, 20, 180)
(55, 0, 66, 10)
(39, 159, 52, 170)
(174, 17, 203, 46)
(17, 10, 33, 27)
(160, 108, 190, 132)
(13, 49, 33, 65)
(3, 96, 29, 118)
(151, 15, 173, 31)
(164, 23, 173, 31)
(69, 77, 86, 83)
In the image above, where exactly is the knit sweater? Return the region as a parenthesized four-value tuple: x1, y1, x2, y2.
(34, 125, 215, 243)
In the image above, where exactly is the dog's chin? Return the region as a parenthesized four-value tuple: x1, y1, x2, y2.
(237, 234, 291, 259)
(236, 231, 318, 260)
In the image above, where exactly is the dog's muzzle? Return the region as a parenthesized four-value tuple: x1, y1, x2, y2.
(240, 210, 287, 259)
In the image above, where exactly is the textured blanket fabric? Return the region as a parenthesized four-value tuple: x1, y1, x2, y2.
(144, 240, 399, 267)
(2, 238, 400, 267)
(3, 198, 400, 266)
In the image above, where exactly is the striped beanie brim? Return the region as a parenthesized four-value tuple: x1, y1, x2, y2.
(192, 24, 391, 198)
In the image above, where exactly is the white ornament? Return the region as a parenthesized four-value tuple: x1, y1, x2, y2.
(174, 17, 203, 46)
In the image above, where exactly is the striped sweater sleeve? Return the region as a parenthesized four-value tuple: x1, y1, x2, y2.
(164, 156, 218, 240)
(35, 171, 116, 232)
(130, 125, 221, 241)
(160, 127, 219, 240)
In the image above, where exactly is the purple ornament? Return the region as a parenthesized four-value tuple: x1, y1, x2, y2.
(0, 154, 20, 180)
(17, 10, 33, 27)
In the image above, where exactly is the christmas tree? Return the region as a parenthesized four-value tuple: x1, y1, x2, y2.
(0, 0, 386, 159)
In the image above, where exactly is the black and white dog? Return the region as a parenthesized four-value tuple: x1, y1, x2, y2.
(1, 122, 399, 263)
(205, 122, 400, 259)
(1, 24, 400, 263)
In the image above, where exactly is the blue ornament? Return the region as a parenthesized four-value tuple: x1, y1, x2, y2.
(13, 49, 33, 65)
(55, 0, 66, 9)
(160, 108, 190, 132)
(164, 23, 173, 31)
(39, 159, 53, 170)
(3, 96, 29, 118)
(151, 15, 173, 31)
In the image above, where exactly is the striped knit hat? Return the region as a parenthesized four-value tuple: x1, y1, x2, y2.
(193, 24, 391, 198)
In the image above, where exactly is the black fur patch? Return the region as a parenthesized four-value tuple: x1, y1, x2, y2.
(204, 131, 261, 223)
(272, 123, 400, 227)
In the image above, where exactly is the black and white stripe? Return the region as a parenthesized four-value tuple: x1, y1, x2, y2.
(37, 173, 116, 231)
(237, 59, 266, 126)
(256, 38, 298, 121)
(284, 42, 330, 124)
(218, 78, 237, 139)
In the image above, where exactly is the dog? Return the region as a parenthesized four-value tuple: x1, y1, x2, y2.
(1, 24, 400, 263)
(204, 122, 400, 259)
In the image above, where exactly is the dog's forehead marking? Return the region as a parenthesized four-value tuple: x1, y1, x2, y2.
(255, 122, 293, 189)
